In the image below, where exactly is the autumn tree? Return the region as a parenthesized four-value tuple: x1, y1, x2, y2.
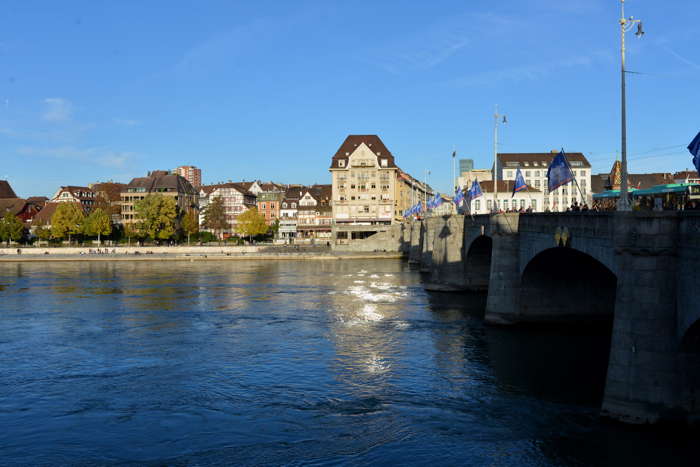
(0, 212, 25, 245)
(34, 223, 52, 243)
(202, 196, 229, 242)
(235, 208, 268, 242)
(83, 208, 112, 244)
(51, 202, 85, 243)
(182, 209, 199, 245)
(134, 194, 177, 240)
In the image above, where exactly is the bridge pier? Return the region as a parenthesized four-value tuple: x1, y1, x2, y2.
(483, 216, 521, 325)
(407, 221, 422, 264)
(425, 215, 466, 291)
(420, 218, 435, 273)
(602, 215, 685, 424)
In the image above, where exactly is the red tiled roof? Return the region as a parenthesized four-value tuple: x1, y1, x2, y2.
(329, 135, 397, 169)
(0, 198, 27, 216)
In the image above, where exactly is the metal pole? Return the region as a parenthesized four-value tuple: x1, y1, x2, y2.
(494, 105, 499, 212)
(618, 0, 630, 211)
(452, 148, 456, 192)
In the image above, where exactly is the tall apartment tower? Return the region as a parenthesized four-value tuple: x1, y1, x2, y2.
(175, 165, 202, 188)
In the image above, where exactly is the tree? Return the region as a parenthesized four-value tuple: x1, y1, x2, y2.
(236, 208, 268, 242)
(182, 209, 199, 245)
(83, 208, 112, 244)
(134, 194, 177, 240)
(0, 212, 25, 245)
(51, 203, 84, 243)
(203, 196, 229, 242)
(34, 223, 52, 243)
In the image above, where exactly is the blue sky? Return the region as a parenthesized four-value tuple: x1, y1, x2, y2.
(1, 0, 698, 197)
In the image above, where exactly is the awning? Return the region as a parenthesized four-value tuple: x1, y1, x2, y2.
(592, 188, 637, 199)
(632, 183, 698, 197)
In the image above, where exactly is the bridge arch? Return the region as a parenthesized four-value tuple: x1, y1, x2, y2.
(464, 235, 492, 292)
(519, 247, 617, 322)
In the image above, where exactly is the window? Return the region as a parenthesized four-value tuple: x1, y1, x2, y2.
(363, 206, 369, 213)
(580, 170, 586, 177)
(381, 159, 388, 167)
(535, 180, 541, 188)
(535, 171, 540, 177)
(511, 200, 517, 209)
(351, 184, 356, 189)
(506, 171, 513, 178)
(338, 160, 345, 167)
(261, 203, 266, 209)
(531, 199, 537, 210)
(351, 196, 355, 200)
(520, 199, 525, 209)
(291, 203, 296, 208)
(525, 171, 531, 177)
(371, 184, 376, 189)
(475, 200, 481, 211)
(487, 200, 493, 210)
(524, 162, 529, 167)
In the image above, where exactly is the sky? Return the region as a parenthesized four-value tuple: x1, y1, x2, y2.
(0, 0, 698, 198)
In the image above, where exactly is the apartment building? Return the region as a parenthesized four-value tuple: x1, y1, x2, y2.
(198, 182, 257, 235)
(175, 166, 202, 189)
(120, 171, 198, 226)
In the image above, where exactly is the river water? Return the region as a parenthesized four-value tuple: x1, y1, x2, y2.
(0, 260, 696, 466)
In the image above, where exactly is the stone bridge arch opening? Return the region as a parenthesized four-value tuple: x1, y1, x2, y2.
(465, 235, 492, 292)
(520, 247, 617, 323)
(515, 247, 618, 406)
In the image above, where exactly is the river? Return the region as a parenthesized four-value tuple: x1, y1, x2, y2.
(0, 260, 696, 465)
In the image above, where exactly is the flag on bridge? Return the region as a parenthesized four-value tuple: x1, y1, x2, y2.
(689, 131, 700, 177)
(547, 150, 574, 193)
(512, 168, 527, 197)
(428, 193, 443, 210)
(467, 180, 483, 200)
(453, 186, 465, 207)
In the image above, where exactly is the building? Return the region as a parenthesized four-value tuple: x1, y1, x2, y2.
(198, 182, 257, 235)
(591, 162, 674, 195)
(121, 171, 198, 226)
(673, 170, 700, 184)
(497, 151, 592, 211)
(329, 135, 432, 243)
(174, 166, 202, 189)
(457, 169, 493, 193)
(296, 185, 332, 243)
(459, 158, 474, 174)
(90, 182, 127, 223)
(254, 182, 285, 225)
(0, 180, 18, 199)
(50, 186, 97, 213)
(279, 185, 303, 243)
(466, 180, 543, 214)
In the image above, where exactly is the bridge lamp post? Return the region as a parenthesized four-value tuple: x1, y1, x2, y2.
(617, 0, 644, 211)
(493, 105, 507, 212)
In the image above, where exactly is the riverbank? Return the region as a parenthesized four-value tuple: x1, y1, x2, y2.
(0, 250, 403, 262)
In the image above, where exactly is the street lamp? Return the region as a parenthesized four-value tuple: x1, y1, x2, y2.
(493, 105, 507, 212)
(617, 0, 644, 211)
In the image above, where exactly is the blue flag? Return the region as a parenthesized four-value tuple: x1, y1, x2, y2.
(467, 180, 483, 200)
(512, 168, 527, 197)
(689, 131, 700, 177)
(427, 193, 442, 210)
(547, 150, 574, 193)
(453, 186, 465, 206)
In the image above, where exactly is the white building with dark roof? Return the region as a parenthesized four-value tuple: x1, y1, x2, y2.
(497, 151, 592, 211)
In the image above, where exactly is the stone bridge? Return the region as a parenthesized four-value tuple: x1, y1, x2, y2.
(367, 212, 700, 425)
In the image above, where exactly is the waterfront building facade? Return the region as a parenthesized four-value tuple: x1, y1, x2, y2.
(50, 186, 97, 213)
(465, 180, 544, 214)
(296, 185, 332, 243)
(121, 171, 198, 226)
(329, 135, 431, 243)
(497, 152, 592, 211)
(198, 182, 257, 235)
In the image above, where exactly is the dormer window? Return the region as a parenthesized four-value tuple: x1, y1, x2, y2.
(381, 159, 388, 167)
(282, 202, 287, 208)
(338, 160, 346, 168)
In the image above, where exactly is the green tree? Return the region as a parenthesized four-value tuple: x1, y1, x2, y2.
(51, 203, 85, 243)
(0, 212, 25, 245)
(203, 196, 229, 242)
(83, 208, 112, 244)
(182, 209, 199, 245)
(35, 223, 53, 243)
(134, 194, 177, 240)
(236, 208, 268, 242)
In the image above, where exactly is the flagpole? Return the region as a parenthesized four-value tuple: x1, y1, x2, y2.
(493, 105, 498, 213)
(562, 150, 587, 206)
